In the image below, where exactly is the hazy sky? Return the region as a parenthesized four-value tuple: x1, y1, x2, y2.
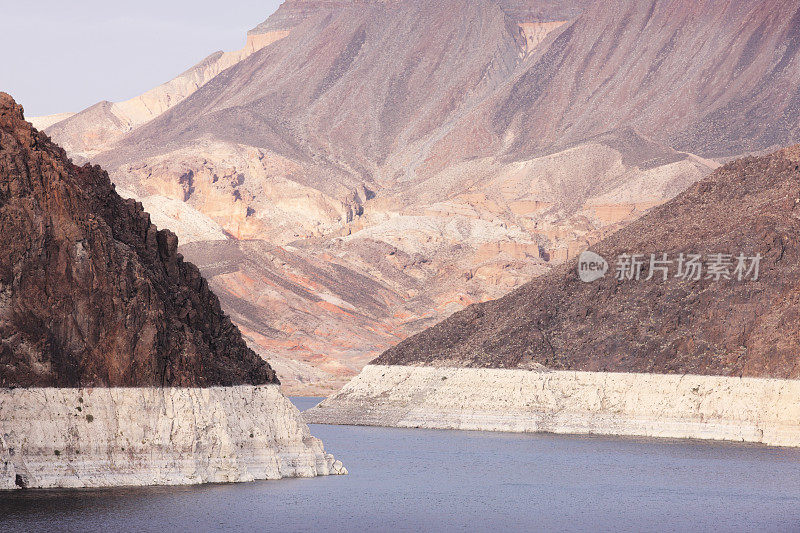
(0, 0, 283, 117)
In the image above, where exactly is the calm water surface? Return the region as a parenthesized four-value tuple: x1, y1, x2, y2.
(1, 397, 799, 532)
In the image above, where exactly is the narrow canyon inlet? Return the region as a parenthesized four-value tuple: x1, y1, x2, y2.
(3, 0, 800, 531)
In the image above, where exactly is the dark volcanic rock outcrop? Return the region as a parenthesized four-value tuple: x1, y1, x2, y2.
(0, 93, 276, 387)
(377, 146, 800, 379)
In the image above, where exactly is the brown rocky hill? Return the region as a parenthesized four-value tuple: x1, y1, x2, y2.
(0, 93, 276, 387)
(31, 0, 800, 392)
(377, 146, 800, 378)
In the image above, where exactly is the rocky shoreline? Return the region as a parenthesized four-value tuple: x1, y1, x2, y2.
(305, 365, 800, 447)
(1, 385, 346, 490)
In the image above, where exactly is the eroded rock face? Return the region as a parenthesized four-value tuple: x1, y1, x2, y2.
(0, 385, 346, 489)
(0, 93, 276, 387)
(377, 147, 800, 379)
(305, 365, 800, 447)
(28, 0, 800, 393)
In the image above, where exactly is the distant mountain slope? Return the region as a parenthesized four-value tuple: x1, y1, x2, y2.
(377, 146, 800, 378)
(0, 93, 275, 387)
(100, 0, 525, 175)
(39, 29, 289, 160)
(31, 0, 800, 392)
(28, 112, 75, 131)
(100, 0, 800, 215)
(429, 0, 800, 168)
(250, 0, 593, 34)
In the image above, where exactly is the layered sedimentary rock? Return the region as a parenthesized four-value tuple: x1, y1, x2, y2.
(311, 147, 800, 444)
(115, 187, 229, 245)
(306, 365, 800, 447)
(1, 385, 345, 490)
(375, 147, 800, 378)
(0, 93, 343, 488)
(35, 0, 800, 393)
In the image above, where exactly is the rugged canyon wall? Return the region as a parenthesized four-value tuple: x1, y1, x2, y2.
(0, 93, 273, 388)
(375, 146, 800, 378)
(0, 94, 343, 488)
(310, 146, 800, 442)
(28, 0, 800, 394)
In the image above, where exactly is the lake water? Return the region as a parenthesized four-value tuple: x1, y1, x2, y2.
(2, 397, 799, 532)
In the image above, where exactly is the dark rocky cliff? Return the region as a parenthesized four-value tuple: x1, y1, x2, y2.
(377, 146, 800, 378)
(0, 93, 276, 387)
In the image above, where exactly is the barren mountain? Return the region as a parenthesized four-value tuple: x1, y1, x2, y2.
(475, 0, 800, 159)
(33, 0, 800, 392)
(40, 30, 290, 161)
(0, 93, 275, 387)
(377, 146, 800, 378)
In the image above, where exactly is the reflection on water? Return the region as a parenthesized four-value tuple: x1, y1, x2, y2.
(1, 397, 799, 532)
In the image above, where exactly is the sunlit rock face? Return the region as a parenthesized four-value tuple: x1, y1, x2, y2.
(31, 0, 800, 393)
(0, 93, 274, 388)
(0, 385, 346, 490)
(0, 94, 344, 488)
(306, 365, 800, 447)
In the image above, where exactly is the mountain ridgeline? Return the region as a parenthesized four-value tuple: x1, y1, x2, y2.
(376, 146, 800, 379)
(32, 0, 800, 392)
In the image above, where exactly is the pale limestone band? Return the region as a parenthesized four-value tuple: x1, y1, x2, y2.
(1, 385, 346, 490)
(306, 365, 800, 447)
